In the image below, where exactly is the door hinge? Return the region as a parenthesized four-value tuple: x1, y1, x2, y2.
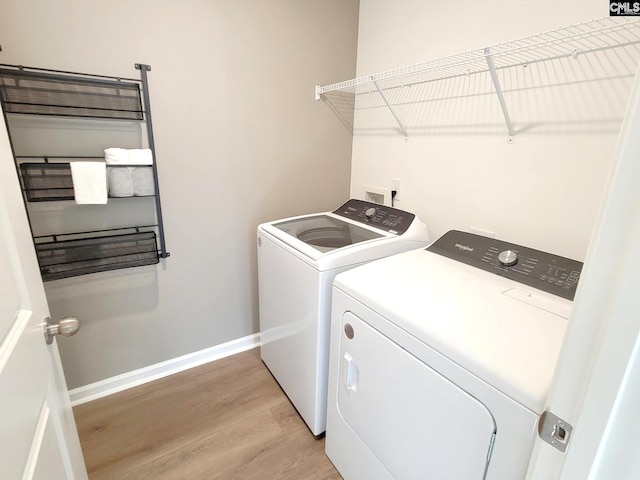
(538, 411, 572, 452)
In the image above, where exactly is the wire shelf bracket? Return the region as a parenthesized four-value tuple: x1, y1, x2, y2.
(372, 77, 409, 138)
(484, 47, 515, 142)
(136, 63, 169, 259)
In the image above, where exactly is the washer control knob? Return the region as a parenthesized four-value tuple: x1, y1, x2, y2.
(498, 250, 518, 267)
(365, 207, 377, 219)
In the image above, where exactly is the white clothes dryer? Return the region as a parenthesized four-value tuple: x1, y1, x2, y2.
(326, 230, 583, 479)
(257, 199, 429, 436)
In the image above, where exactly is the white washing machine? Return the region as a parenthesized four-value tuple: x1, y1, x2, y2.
(257, 199, 430, 436)
(326, 230, 583, 479)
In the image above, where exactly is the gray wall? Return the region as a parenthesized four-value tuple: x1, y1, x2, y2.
(0, 0, 359, 388)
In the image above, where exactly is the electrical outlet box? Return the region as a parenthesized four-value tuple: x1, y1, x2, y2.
(364, 185, 390, 205)
(366, 191, 385, 204)
(469, 227, 496, 238)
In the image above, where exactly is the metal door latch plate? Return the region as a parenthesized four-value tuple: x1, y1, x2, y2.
(539, 411, 572, 452)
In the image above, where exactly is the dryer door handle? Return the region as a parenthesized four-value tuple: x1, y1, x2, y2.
(344, 353, 359, 391)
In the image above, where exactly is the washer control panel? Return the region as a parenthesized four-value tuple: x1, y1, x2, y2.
(427, 230, 583, 300)
(333, 199, 416, 235)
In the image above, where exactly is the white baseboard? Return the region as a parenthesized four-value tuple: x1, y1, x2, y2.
(69, 333, 261, 406)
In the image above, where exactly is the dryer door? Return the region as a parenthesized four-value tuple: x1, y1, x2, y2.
(337, 312, 497, 480)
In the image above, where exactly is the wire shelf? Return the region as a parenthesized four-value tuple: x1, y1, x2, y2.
(20, 163, 74, 202)
(315, 17, 640, 137)
(19, 161, 157, 201)
(0, 67, 143, 120)
(35, 229, 159, 282)
(318, 18, 640, 95)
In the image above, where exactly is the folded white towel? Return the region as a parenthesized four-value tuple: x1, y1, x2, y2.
(104, 148, 153, 165)
(128, 149, 153, 165)
(107, 167, 134, 197)
(104, 148, 129, 164)
(132, 167, 155, 196)
(70, 162, 107, 204)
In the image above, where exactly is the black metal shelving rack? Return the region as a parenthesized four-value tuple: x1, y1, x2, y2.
(0, 63, 170, 281)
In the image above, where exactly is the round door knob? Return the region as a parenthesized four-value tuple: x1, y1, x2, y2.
(365, 207, 377, 218)
(44, 316, 81, 345)
(498, 250, 518, 267)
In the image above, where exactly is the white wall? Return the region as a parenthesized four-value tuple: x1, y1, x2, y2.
(0, 0, 359, 388)
(350, 0, 633, 260)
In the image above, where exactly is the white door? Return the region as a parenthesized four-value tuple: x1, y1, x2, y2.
(526, 65, 640, 478)
(0, 111, 88, 479)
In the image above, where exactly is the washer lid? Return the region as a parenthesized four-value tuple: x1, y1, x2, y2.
(273, 215, 384, 253)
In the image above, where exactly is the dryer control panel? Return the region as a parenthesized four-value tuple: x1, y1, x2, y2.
(427, 230, 583, 300)
(333, 199, 416, 235)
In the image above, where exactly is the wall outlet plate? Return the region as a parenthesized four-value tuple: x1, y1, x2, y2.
(391, 178, 402, 198)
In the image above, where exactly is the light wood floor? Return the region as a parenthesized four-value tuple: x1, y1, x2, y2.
(73, 348, 342, 480)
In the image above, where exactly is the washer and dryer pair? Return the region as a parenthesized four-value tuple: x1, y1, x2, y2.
(325, 230, 583, 479)
(258, 201, 583, 479)
(257, 199, 430, 436)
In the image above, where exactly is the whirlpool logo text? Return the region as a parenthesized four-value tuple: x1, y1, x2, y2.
(454, 243, 474, 252)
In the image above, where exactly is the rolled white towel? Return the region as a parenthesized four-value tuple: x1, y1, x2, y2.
(107, 167, 134, 197)
(132, 167, 155, 196)
(70, 162, 107, 204)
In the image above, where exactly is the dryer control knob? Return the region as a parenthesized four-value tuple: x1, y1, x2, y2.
(498, 250, 518, 267)
(365, 207, 377, 219)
